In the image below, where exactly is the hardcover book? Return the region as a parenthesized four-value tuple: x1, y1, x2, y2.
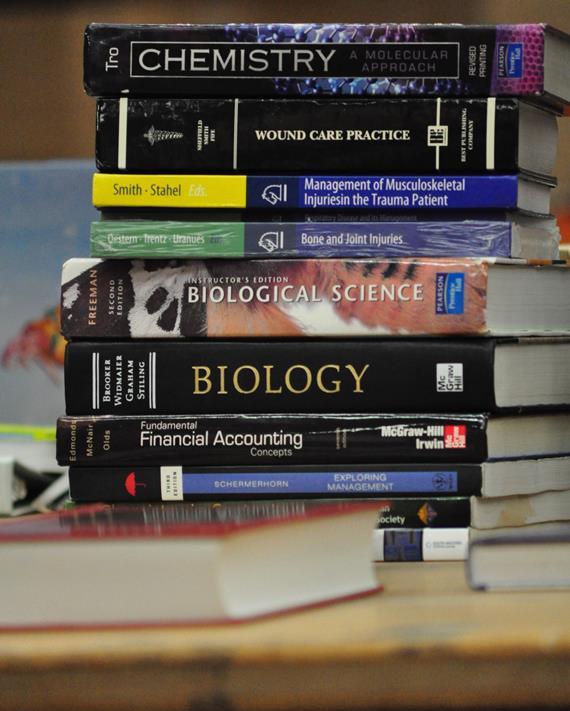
(56, 413, 570, 467)
(67, 457, 570, 501)
(0, 501, 380, 627)
(89, 216, 561, 260)
(471, 488, 570, 529)
(83, 23, 570, 109)
(91, 173, 554, 214)
(63, 338, 570, 416)
(60, 258, 570, 339)
(95, 98, 557, 175)
(468, 527, 570, 589)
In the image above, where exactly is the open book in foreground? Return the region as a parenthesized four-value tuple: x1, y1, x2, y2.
(0, 501, 379, 629)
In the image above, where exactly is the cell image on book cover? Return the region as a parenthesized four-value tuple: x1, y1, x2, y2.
(60, 257, 491, 338)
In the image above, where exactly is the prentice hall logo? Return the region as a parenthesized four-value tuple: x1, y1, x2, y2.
(498, 43, 523, 78)
(435, 272, 464, 314)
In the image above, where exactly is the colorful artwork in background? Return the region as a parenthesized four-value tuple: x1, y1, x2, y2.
(0, 161, 96, 430)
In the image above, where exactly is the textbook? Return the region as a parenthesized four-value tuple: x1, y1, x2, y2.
(91, 173, 554, 214)
(470, 488, 570, 529)
(468, 526, 570, 589)
(60, 258, 570, 339)
(95, 97, 558, 176)
(64, 338, 570, 416)
(67, 457, 570, 501)
(0, 501, 379, 627)
(56, 413, 570, 467)
(83, 23, 570, 109)
(89, 216, 560, 260)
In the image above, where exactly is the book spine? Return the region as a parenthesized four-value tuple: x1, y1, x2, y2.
(372, 528, 469, 561)
(89, 220, 516, 259)
(92, 173, 523, 210)
(64, 339, 496, 415)
(61, 257, 493, 339)
(95, 97, 519, 174)
(68, 464, 484, 501)
(376, 498, 471, 528)
(56, 414, 489, 466)
(84, 24, 549, 101)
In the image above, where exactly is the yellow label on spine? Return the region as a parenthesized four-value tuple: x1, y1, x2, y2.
(92, 173, 247, 208)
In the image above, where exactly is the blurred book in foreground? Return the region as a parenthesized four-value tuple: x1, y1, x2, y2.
(0, 501, 380, 628)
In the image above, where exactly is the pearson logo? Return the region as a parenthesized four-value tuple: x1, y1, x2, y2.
(435, 273, 464, 315)
(498, 43, 523, 78)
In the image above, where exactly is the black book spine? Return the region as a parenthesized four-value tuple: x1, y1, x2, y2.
(375, 498, 471, 528)
(83, 23, 550, 102)
(56, 414, 489, 466)
(95, 98, 518, 174)
(68, 464, 484, 501)
(64, 339, 497, 415)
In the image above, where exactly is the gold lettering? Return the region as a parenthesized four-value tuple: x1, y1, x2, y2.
(264, 365, 283, 394)
(345, 363, 370, 393)
(316, 364, 341, 393)
(218, 365, 228, 395)
(234, 365, 261, 394)
(285, 365, 312, 394)
(193, 366, 212, 394)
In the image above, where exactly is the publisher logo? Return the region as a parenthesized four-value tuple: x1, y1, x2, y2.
(124, 471, 147, 497)
(432, 472, 455, 492)
(437, 363, 463, 392)
(435, 272, 464, 314)
(427, 125, 448, 147)
(498, 43, 523, 78)
(258, 231, 284, 252)
(261, 184, 288, 205)
(444, 425, 467, 448)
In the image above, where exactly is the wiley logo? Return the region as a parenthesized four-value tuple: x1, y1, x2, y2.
(144, 125, 184, 146)
(124, 471, 147, 497)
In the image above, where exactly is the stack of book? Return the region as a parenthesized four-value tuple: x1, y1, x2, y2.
(57, 22, 570, 564)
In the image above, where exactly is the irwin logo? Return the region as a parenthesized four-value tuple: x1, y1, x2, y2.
(191, 363, 370, 395)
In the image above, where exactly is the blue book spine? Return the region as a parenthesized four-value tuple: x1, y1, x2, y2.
(246, 175, 521, 210)
(179, 470, 460, 495)
(245, 221, 515, 257)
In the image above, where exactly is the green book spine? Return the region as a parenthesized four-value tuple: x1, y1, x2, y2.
(90, 221, 245, 258)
